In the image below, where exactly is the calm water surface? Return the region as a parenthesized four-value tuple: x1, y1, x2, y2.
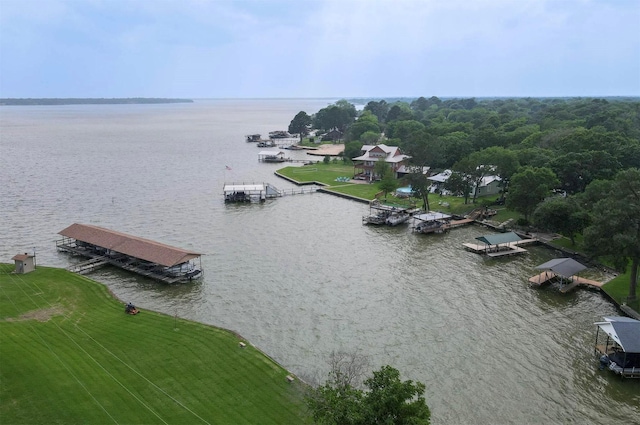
(1, 100, 638, 424)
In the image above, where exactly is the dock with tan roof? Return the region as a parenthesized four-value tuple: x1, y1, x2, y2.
(56, 223, 202, 283)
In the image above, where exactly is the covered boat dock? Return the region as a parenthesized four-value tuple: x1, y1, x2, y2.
(56, 223, 202, 283)
(223, 182, 281, 202)
(594, 316, 640, 378)
(463, 231, 537, 257)
(529, 257, 603, 292)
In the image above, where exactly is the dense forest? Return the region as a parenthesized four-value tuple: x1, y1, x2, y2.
(289, 96, 640, 301)
(0, 98, 194, 105)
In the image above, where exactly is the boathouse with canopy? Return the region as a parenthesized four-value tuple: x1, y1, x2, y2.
(463, 231, 531, 257)
(56, 223, 202, 283)
(594, 316, 640, 378)
(528, 257, 604, 292)
(531, 258, 586, 285)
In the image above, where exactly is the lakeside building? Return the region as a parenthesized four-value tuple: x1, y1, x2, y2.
(352, 144, 411, 182)
(56, 223, 202, 283)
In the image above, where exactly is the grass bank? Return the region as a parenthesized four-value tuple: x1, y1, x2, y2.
(277, 163, 507, 214)
(0, 264, 310, 424)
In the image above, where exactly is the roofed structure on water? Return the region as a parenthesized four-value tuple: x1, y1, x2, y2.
(535, 258, 587, 279)
(595, 316, 640, 378)
(56, 223, 202, 283)
(223, 182, 280, 202)
(476, 231, 521, 246)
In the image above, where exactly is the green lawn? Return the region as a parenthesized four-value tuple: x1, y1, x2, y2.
(278, 162, 355, 186)
(278, 163, 506, 213)
(601, 269, 639, 312)
(0, 264, 310, 424)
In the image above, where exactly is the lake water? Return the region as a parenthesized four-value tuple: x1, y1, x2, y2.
(1, 99, 638, 424)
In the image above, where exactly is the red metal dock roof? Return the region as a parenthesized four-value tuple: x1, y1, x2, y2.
(58, 223, 201, 267)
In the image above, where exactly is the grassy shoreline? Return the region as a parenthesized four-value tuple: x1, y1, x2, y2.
(0, 264, 310, 424)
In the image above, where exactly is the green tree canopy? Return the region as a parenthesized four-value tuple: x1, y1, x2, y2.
(314, 100, 357, 132)
(506, 166, 559, 221)
(289, 111, 312, 137)
(532, 196, 590, 245)
(347, 111, 380, 142)
(306, 364, 430, 425)
(583, 168, 640, 301)
(364, 100, 389, 123)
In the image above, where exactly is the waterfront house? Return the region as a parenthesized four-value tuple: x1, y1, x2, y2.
(352, 144, 411, 182)
(427, 169, 502, 196)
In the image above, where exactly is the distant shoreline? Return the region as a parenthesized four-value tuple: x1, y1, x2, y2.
(0, 98, 194, 106)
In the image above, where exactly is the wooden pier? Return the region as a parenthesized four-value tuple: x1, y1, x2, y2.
(463, 238, 537, 257)
(67, 257, 109, 274)
(528, 271, 603, 292)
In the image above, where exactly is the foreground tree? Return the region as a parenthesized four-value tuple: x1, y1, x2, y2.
(583, 169, 640, 302)
(362, 366, 430, 425)
(532, 196, 590, 245)
(506, 166, 558, 222)
(306, 358, 431, 425)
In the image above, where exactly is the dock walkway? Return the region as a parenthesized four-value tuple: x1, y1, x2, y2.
(463, 238, 537, 256)
(528, 271, 603, 292)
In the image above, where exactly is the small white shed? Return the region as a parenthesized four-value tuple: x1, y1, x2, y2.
(12, 253, 35, 274)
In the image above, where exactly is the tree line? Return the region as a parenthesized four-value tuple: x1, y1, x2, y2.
(289, 96, 640, 303)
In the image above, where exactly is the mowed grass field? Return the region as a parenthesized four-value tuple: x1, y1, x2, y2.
(0, 264, 310, 424)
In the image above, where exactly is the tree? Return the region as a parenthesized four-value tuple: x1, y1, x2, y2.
(364, 100, 389, 123)
(343, 141, 363, 163)
(347, 111, 380, 142)
(532, 196, 590, 245)
(360, 131, 380, 145)
(402, 130, 442, 211)
(506, 166, 559, 221)
(374, 158, 392, 182)
(289, 111, 312, 139)
(550, 150, 621, 194)
(362, 366, 431, 425)
(378, 173, 399, 200)
(306, 359, 430, 425)
(583, 169, 640, 301)
(314, 101, 356, 132)
(452, 155, 492, 204)
(444, 171, 472, 204)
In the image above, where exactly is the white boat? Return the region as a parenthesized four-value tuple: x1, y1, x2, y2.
(385, 212, 410, 226)
(363, 212, 389, 225)
(413, 212, 452, 234)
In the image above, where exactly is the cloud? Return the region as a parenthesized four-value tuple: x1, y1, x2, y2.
(0, 0, 638, 97)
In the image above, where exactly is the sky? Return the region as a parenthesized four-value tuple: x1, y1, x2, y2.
(0, 0, 639, 98)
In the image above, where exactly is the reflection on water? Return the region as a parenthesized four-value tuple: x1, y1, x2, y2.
(1, 100, 638, 424)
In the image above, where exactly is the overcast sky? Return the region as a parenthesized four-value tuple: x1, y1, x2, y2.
(1, 0, 638, 98)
